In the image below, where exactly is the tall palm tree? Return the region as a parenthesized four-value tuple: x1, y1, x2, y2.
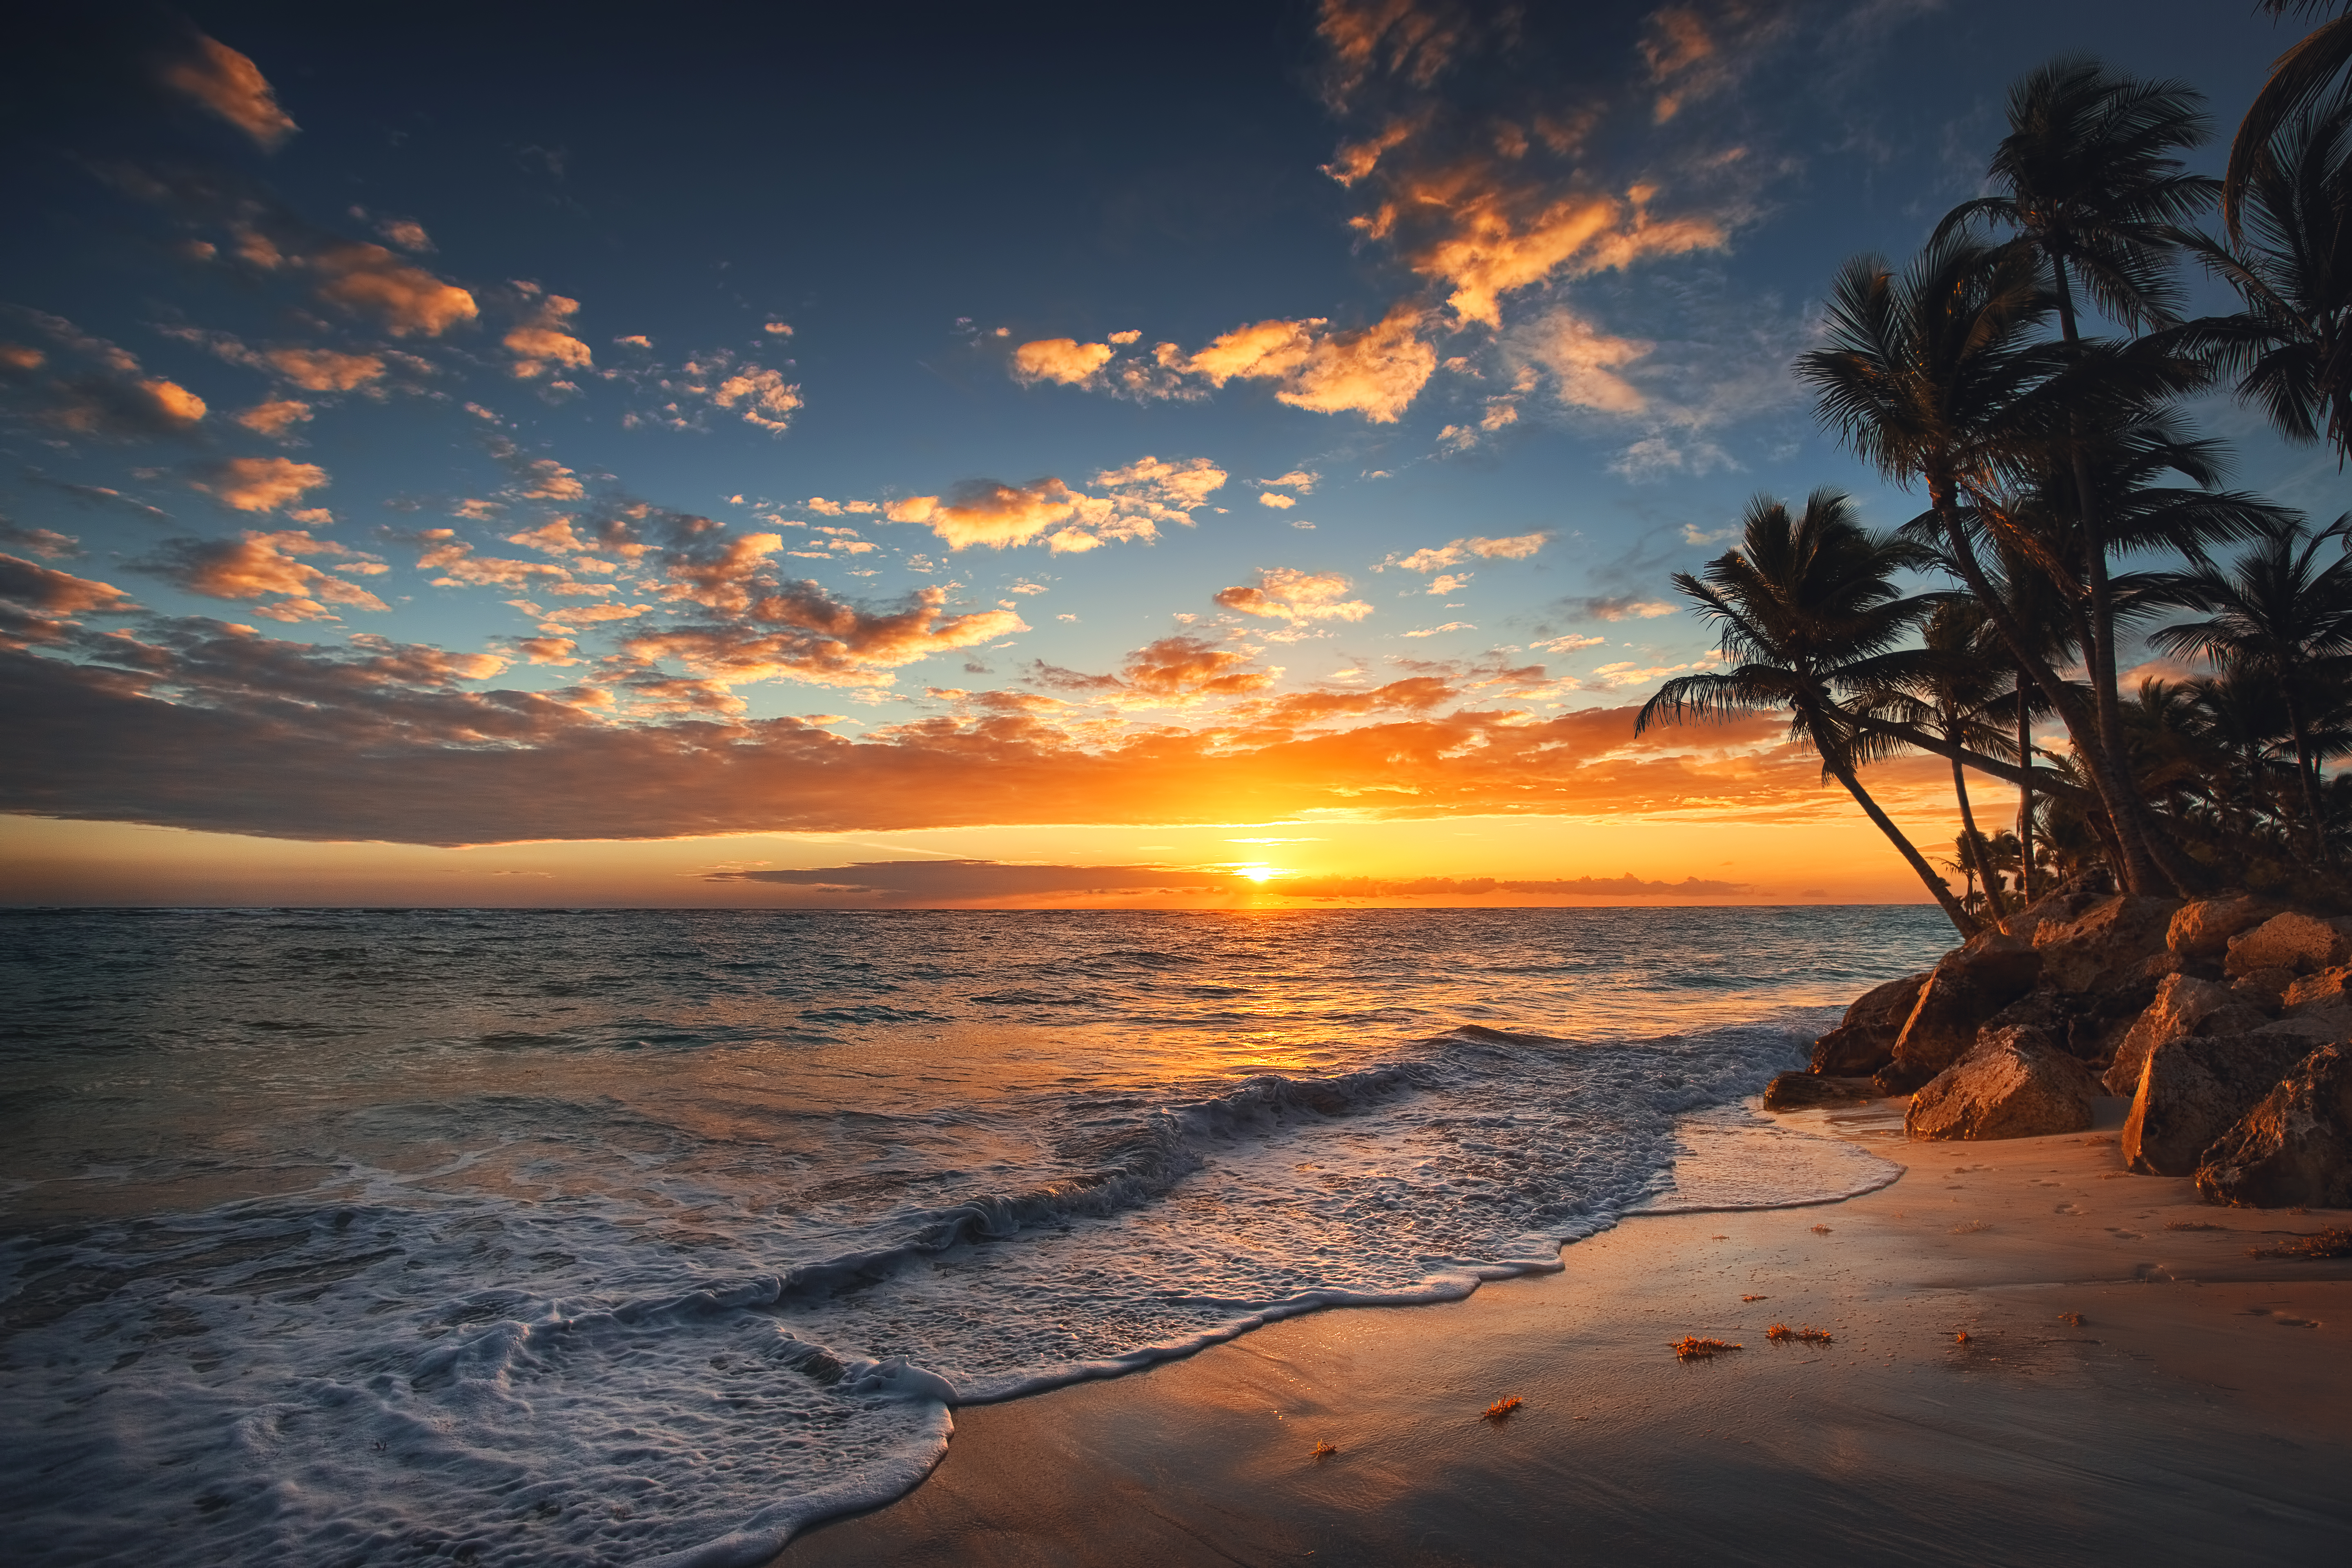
(2185, 95, 2352, 463)
(1934, 57, 2216, 811)
(1796, 235, 2194, 897)
(1633, 490, 1978, 936)
(1918, 599, 2020, 920)
(2225, 1, 2352, 241)
(2150, 510, 2352, 856)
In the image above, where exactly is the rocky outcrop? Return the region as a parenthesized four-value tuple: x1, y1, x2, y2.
(2196, 1043, 2352, 1209)
(2232, 966, 2296, 1009)
(2284, 964, 2352, 1014)
(2121, 1031, 2318, 1176)
(1879, 935, 2043, 1093)
(1997, 881, 2110, 945)
(1905, 1026, 2100, 1141)
(2032, 894, 2183, 996)
(1762, 1072, 1878, 1110)
(1808, 971, 1929, 1076)
(2167, 896, 2283, 965)
(2223, 911, 2352, 978)
(2103, 973, 2269, 1096)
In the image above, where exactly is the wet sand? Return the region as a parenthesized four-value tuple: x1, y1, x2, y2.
(781, 1099, 2352, 1566)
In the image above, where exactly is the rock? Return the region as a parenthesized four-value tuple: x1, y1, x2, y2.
(2195, 1043, 2352, 1209)
(1763, 1072, 1878, 1110)
(1808, 971, 1929, 1075)
(1997, 879, 2111, 944)
(2032, 894, 2183, 996)
(1884, 936, 2044, 1090)
(1906, 1026, 2100, 1141)
(2254, 1008, 2352, 1047)
(2285, 964, 2352, 1015)
(2120, 1031, 2316, 1176)
(2167, 896, 2283, 964)
(2224, 911, 2352, 978)
(2232, 967, 2295, 1009)
(2103, 973, 2269, 1096)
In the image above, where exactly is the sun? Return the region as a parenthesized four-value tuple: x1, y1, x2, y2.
(1236, 864, 1283, 884)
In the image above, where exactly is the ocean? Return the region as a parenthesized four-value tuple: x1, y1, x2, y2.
(0, 905, 1949, 1566)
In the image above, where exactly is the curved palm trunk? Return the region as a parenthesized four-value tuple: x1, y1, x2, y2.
(2015, 679, 2036, 904)
(1826, 759, 1980, 938)
(1951, 751, 2011, 921)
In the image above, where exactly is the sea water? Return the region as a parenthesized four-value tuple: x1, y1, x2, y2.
(0, 905, 1947, 1565)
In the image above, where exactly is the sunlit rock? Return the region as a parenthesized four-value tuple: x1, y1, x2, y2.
(2167, 895, 2283, 965)
(1880, 936, 2042, 1093)
(2032, 894, 2183, 996)
(1763, 1072, 1878, 1110)
(2224, 911, 2352, 978)
(1808, 970, 1929, 1076)
(2104, 973, 2268, 1097)
(2196, 1043, 2352, 1209)
(1905, 1025, 2099, 1141)
(2122, 1031, 2315, 1176)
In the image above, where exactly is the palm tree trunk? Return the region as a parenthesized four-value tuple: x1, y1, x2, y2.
(2282, 684, 2332, 859)
(2015, 678, 2036, 904)
(1952, 752, 2011, 921)
(1924, 475, 2170, 895)
(1827, 759, 1979, 938)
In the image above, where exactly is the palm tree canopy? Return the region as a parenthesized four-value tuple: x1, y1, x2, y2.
(1938, 55, 2217, 332)
(2148, 510, 2352, 672)
(2225, 1, 2352, 241)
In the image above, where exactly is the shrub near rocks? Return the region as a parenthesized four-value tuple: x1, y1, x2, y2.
(2197, 1043, 2352, 1209)
(1906, 1026, 2100, 1141)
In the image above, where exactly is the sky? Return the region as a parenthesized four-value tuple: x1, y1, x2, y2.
(0, 0, 2340, 909)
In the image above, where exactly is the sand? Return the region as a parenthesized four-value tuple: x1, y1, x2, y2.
(781, 1098, 2352, 1566)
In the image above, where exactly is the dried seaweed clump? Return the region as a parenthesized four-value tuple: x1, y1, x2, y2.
(1483, 1396, 1522, 1421)
(1672, 1336, 1743, 1360)
(1312, 1439, 1338, 1459)
(2059, 1311, 2085, 1327)
(2248, 1227, 2352, 1260)
(1740, 1294, 1768, 1302)
(1765, 1323, 1833, 1343)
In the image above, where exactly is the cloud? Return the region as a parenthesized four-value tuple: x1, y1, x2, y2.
(886, 457, 1223, 553)
(1511, 307, 1652, 414)
(1179, 303, 1435, 422)
(1258, 492, 1297, 509)
(1029, 635, 1278, 705)
(145, 530, 388, 622)
(623, 582, 1027, 689)
(1402, 621, 1474, 637)
(0, 629, 1936, 847)
(156, 32, 298, 150)
(416, 530, 572, 590)
(505, 291, 594, 379)
(188, 457, 328, 513)
(636, 351, 803, 434)
(1530, 633, 1607, 653)
(1214, 567, 1372, 623)
(707, 859, 1235, 901)
(0, 522, 79, 559)
(1011, 338, 1116, 385)
(1385, 532, 1546, 572)
(1273, 873, 1751, 899)
(1318, 0, 1470, 107)
(1565, 594, 1678, 621)
(1262, 470, 1319, 492)
(234, 397, 312, 436)
(309, 240, 478, 336)
(45, 374, 208, 437)
(0, 554, 136, 615)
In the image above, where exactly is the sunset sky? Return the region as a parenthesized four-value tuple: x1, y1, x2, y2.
(0, 0, 2336, 908)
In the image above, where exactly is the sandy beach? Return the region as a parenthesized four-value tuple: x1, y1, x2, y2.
(783, 1099, 2352, 1566)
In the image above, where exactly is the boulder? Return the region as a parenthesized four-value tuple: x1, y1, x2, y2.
(2284, 964, 2352, 1015)
(1905, 1026, 2101, 1141)
(2167, 895, 2283, 964)
(2224, 912, 2352, 978)
(1997, 880, 2111, 944)
(2195, 1043, 2352, 1209)
(2103, 973, 2269, 1096)
(2254, 1009, 2352, 1048)
(1763, 1072, 1878, 1110)
(2032, 894, 2183, 996)
(2232, 967, 2295, 1009)
(1883, 936, 2044, 1091)
(1808, 970, 1930, 1076)
(2121, 1031, 2315, 1176)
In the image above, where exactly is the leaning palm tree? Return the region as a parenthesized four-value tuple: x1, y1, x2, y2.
(1634, 490, 1976, 935)
(2225, 1, 2352, 241)
(2184, 94, 2352, 463)
(1935, 58, 2216, 816)
(1797, 235, 2196, 898)
(1916, 599, 2020, 920)
(2149, 510, 2352, 857)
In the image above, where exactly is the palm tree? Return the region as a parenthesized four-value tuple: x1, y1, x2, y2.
(2185, 95, 2352, 463)
(2150, 510, 2352, 856)
(1633, 490, 1978, 936)
(1796, 235, 2194, 897)
(2225, 1, 2352, 242)
(1934, 58, 2217, 825)
(1918, 599, 2020, 920)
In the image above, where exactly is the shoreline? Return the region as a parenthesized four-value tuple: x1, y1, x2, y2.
(779, 1097, 2352, 1566)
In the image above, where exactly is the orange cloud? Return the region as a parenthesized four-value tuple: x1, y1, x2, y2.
(1214, 567, 1372, 622)
(1515, 307, 1652, 413)
(157, 33, 298, 149)
(624, 582, 1026, 688)
(188, 457, 327, 512)
(0, 555, 136, 615)
(505, 292, 594, 379)
(1179, 303, 1435, 422)
(1318, 0, 1468, 105)
(234, 397, 312, 436)
(268, 345, 387, 392)
(1012, 338, 1117, 386)
(416, 530, 572, 590)
(46, 374, 207, 437)
(149, 531, 388, 621)
(309, 241, 478, 336)
(1386, 532, 1547, 572)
